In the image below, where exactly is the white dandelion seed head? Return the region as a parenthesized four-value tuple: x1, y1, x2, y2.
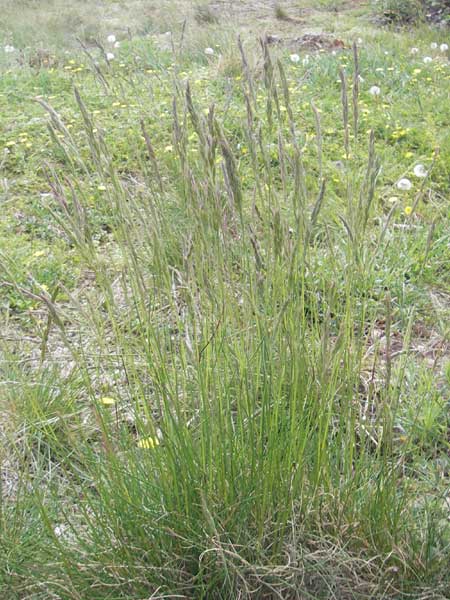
(107, 34, 116, 44)
(413, 164, 427, 178)
(410, 47, 419, 54)
(4, 44, 15, 53)
(204, 47, 214, 56)
(290, 53, 300, 63)
(106, 52, 115, 61)
(423, 56, 433, 64)
(357, 37, 363, 45)
(397, 178, 412, 191)
(114, 41, 121, 49)
(369, 85, 381, 96)
(54, 525, 64, 538)
(440, 43, 449, 52)
(430, 42, 438, 50)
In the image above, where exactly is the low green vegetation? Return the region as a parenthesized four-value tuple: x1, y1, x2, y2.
(1, 1, 449, 598)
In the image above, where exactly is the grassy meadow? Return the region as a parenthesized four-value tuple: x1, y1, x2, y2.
(1, 1, 449, 598)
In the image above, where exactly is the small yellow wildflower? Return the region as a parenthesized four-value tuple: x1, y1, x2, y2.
(100, 397, 116, 406)
(137, 436, 159, 449)
(404, 206, 413, 216)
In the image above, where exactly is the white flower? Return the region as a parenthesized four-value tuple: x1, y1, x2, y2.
(290, 53, 300, 63)
(423, 56, 433, 64)
(107, 34, 116, 44)
(204, 47, 214, 56)
(430, 42, 438, 50)
(369, 85, 381, 96)
(397, 178, 412, 191)
(440, 43, 449, 52)
(114, 41, 121, 49)
(357, 37, 363, 45)
(413, 164, 427, 178)
(106, 52, 115, 61)
(410, 47, 419, 54)
(302, 55, 310, 66)
(4, 44, 15, 53)
(331, 50, 337, 56)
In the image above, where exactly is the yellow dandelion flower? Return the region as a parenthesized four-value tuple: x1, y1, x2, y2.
(100, 397, 116, 406)
(404, 206, 413, 216)
(137, 436, 159, 449)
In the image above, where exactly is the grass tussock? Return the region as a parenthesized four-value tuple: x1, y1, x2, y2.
(1, 4, 450, 599)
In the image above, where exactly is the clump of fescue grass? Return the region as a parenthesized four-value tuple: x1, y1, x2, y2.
(1, 34, 449, 600)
